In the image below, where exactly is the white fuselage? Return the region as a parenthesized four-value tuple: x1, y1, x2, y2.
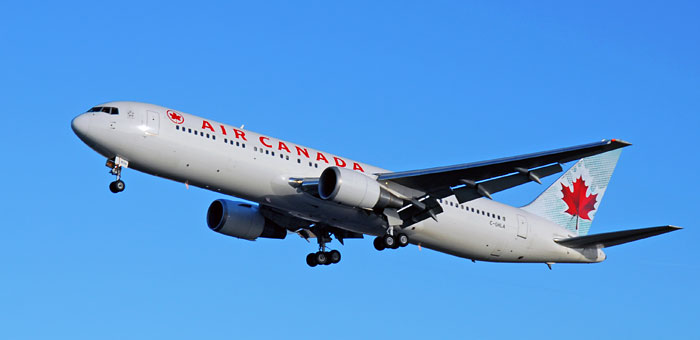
(72, 101, 605, 264)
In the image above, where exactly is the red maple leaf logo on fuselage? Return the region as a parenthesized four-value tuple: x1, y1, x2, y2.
(167, 110, 184, 124)
(561, 176, 598, 221)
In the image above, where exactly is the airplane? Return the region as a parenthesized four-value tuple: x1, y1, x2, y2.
(71, 101, 680, 268)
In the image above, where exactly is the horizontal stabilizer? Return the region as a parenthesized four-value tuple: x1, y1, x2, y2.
(555, 225, 681, 248)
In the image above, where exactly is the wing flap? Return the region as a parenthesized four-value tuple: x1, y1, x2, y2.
(453, 163, 563, 203)
(555, 225, 681, 248)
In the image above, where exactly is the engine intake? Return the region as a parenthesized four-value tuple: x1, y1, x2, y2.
(318, 166, 403, 209)
(206, 199, 286, 240)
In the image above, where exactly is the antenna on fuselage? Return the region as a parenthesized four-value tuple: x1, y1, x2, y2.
(240, 124, 245, 129)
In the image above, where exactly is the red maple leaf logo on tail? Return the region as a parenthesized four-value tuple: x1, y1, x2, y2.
(561, 176, 598, 222)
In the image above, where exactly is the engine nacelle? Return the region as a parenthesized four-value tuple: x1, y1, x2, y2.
(318, 166, 403, 209)
(206, 199, 286, 240)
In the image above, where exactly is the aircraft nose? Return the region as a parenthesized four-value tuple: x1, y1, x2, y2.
(71, 113, 91, 139)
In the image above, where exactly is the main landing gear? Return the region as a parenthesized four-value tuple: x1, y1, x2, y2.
(373, 231, 410, 251)
(305, 227, 342, 267)
(106, 158, 126, 193)
(305, 249, 341, 267)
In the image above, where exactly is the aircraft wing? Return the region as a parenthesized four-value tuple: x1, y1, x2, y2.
(378, 139, 630, 203)
(555, 225, 681, 248)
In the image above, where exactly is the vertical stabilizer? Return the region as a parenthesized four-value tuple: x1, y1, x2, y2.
(522, 149, 622, 236)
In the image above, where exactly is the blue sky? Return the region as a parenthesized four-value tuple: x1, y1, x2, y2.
(1, 1, 698, 339)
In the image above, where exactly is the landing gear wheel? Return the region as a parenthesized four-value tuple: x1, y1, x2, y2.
(373, 237, 386, 251)
(109, 180, 125, 193)
(383, 234, 397, 249)
(306, 253, 318, 267)
(315, 251, 329, 265)
(397, 233, 409, 247)
(329, 250, 341, 264)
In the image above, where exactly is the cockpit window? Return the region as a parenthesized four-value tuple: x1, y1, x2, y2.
(87, 106, 119, 115)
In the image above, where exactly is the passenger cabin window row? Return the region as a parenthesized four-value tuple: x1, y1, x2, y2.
(438, 198, 505, 221)
(223, 137, 246, 149)
(87, 106, 119, 115)
(177, 125, 231, 144)
(249, 146, 324, 168)
(175, 125, 326, 169)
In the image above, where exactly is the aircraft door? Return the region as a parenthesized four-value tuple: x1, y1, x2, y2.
(146, 110, 160, 135)
(517, 215, 528, 239)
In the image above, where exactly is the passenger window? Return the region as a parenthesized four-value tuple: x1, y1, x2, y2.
(188, 128, 192, 133)
(297, 159, 301, 164)
(254, 147, 258, 151)
(315, 163, 318, 168)
(265, 150, 269, 155)
(224, 138, 227, 143)
(271, 151, 275, 156)
(286, 155, 289, 160)
(242, 144, 245, 148)
(176, 125, 180, 130)
(212, 135, 215, 140)
(236, 142, 240, 146)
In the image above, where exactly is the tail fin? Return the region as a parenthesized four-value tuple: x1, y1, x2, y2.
(522, 149, 622, 236)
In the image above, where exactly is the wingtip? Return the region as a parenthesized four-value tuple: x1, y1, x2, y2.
(667, 225, 683, 230)
(609, 138, 632, 146)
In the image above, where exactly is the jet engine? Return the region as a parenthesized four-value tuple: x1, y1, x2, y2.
(318, 166, 403, 209)
(206, 199, 287, 240)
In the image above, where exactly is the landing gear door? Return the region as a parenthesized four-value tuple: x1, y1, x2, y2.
(517, 215, 528, 239)
(146, 110, 160, 135)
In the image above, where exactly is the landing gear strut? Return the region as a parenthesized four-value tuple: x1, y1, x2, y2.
(106, 157, 126, 193)
(305, 227, 341, 267)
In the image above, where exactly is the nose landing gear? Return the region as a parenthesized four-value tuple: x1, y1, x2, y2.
(106, 157, 128, 193)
